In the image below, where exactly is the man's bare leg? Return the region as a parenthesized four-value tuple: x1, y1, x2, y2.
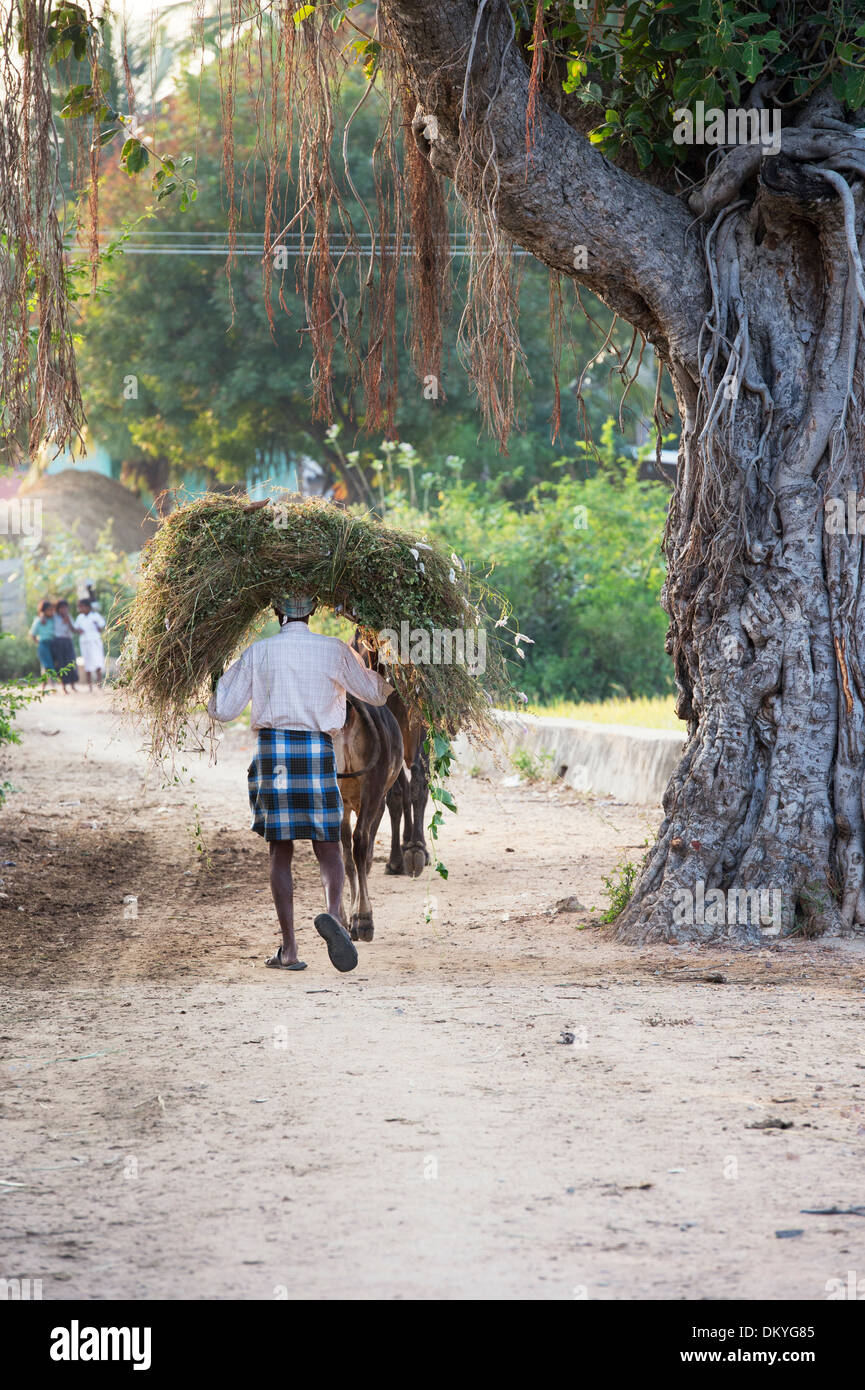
(312, 839, 345, 922)
(269, 840, 301, 964)
(311, 839, 357, 972)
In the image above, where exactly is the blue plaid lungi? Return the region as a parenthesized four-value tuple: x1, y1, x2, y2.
(248, 728, 343, 842)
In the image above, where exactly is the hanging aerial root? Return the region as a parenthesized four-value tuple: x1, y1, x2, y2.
(0, 0, 85, 463)
(448, 0, 527, 447)
(402, 93, 451, 394)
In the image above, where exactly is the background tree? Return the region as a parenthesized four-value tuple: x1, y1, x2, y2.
(74, 28, 661, 503)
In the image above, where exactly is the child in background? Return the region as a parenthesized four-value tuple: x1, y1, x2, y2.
(51, 599, 80, 694)
(30, 600, 58, 688)
(73, 599, 106, 692)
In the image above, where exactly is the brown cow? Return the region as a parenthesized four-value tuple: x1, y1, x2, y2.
(350, 633, 431, 877)
(332, 695, 404, 941)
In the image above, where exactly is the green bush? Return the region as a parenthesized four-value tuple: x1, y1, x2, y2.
(0, 634, 41, 681)
(0, 636, 46, 804)
(376, 425, 673, 704)
(600, 858, 640, 923)
(510, 747, 556, 782)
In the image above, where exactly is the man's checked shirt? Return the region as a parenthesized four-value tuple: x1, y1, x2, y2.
(207, 621, 392, 734)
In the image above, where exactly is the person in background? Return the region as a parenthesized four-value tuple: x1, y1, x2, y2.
(29, 600, 58, 688)
(51, 599, 79, 694)
(73, 598, 106, 692)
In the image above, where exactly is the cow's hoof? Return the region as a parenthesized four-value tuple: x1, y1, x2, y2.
(353, 920, 375, 942)
(385, 860, 405, 875)
(403, 845, 427, 879)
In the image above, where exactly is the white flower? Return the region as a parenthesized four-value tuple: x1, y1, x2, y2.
(418, 562, 425, 574)
(449, 568, 456, 583)
(495, 615, 508, 629)
(514, 632, 535, 645)
(516, 646, 525, 659)
(417, 541, 432, 550)
(517, 691, 528, 704)
(409, 547, 419, 560)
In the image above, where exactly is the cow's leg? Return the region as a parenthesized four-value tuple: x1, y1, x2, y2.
(403, 751, 431, 876)
(351, 813, 376, 942)
(340, 812, 358, 937)
(385, 771, 407, 874)
(366, 800, 388, 873)
(416, 749, 431, 867)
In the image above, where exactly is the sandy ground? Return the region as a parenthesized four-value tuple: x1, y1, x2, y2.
(1, 691, 864, 1301)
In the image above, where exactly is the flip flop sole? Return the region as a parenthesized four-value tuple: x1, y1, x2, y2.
(266, 951, 307, 971)
(314, 913, 358, 973)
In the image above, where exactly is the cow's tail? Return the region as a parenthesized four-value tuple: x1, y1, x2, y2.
(336, 697, 381, 779)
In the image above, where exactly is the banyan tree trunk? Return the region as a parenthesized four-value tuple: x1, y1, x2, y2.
(617, 168, 865, 944)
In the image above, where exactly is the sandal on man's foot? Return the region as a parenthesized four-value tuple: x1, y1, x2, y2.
(314, 913, 358, 973)
(266, 946, 307, 971)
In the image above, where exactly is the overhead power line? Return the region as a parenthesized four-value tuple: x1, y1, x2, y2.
(63, 231, 534, 258)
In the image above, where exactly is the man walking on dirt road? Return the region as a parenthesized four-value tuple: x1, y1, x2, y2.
(208, 595, 392, 974)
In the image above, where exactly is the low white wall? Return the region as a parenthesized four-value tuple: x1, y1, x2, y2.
(453, 710, 686, 806)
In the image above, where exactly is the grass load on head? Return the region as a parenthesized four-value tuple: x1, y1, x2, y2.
(119, 494, 515, 759)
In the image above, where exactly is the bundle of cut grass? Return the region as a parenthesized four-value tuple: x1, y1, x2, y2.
(118, 493, 515, 759)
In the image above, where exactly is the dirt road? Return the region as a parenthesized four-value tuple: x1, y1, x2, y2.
(2, 693, 864, 1300)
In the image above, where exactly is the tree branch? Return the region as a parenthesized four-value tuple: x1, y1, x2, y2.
(382, 0, 709, 368)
